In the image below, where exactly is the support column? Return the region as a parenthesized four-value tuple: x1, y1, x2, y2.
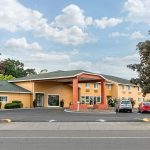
(101, 79, 107, 109)
(72, 77, 78, 110)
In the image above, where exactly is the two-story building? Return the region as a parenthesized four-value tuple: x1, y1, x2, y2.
(0, 70, 149, 109)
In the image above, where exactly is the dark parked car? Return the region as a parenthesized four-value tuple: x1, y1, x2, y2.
(138, 102, 150, 113)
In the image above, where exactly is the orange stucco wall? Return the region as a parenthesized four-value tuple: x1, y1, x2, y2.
(10, 80, 150, 109)
(79, 83, 116, 99)
(34, 81, 73, 108)
(0, 93, 32, 109)
(117, 84, 150, 107)
(15, 81, 34, 92)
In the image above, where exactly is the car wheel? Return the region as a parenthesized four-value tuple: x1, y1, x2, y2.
(130, 110, 132, 113)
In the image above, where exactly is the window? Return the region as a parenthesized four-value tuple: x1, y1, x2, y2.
(81, 95, 101, 104)
(138, 98, 142, 102)
(85, 83, 90, 89)
(0, 96, 7, 102)
(122, 85, 126, 91)
(85, 96, 90, 103)
(97, 96, 101, 103)
(80, 96, 86, 104)
(107, 84, 111, 90)
(128, 85, 131, 91)
(94, 83, 98, 89)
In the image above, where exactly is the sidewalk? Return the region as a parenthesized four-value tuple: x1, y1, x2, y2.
(0, 122, 149, 130)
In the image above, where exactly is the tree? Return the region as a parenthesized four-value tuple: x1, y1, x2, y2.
(0, 74, 14, 80)
(39, 69, 48, 74)
(25, 68, 37, 76)
(0, 58, 37, 78)
(127, 40, 150, 96)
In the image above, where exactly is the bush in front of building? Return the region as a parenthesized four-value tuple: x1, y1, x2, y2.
(12, 100, 23, 108)
(5, 101, 23, 109)
(108, 98, 118, 107)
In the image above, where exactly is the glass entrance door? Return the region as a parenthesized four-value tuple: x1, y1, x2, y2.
(35, 93, 44, 107)
(48, 95, 59, 106)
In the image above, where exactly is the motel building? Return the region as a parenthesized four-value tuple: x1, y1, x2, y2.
(0, 70, 150, 110)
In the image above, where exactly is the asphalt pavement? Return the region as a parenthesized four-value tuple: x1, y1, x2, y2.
(0, 130, 150, 150)
(0, 108, 150, 122)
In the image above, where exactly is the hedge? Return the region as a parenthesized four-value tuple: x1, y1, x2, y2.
(5, 102, 23, 109)
(12, 100, 22, 104)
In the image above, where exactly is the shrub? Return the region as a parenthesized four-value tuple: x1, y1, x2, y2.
(108, 98, 118, 107)
(5, 102, 23, 109)
(12, 100, 23, 108)
(12, 100, 22, 104)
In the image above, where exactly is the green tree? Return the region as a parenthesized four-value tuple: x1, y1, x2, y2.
(0, 74, 14, 80)
(127, 40, 150, 96)
(0, 58, 37, 78)
(25, 68, 37, 76)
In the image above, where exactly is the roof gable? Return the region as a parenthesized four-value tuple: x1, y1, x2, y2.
(0, 80, 31, 93)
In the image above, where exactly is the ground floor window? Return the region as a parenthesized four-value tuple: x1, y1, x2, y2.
(80, 95, 101, 104)
(0, 96, 7, 102)
(48, 95, 59, 106)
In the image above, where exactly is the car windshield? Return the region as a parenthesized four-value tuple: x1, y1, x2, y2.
(143, 102, 150, 106)
(121, 101, 131, 104)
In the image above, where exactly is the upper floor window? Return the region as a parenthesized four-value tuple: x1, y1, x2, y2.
(122, 85, 126, 91)
(85, 83, 90, 89)
(128, 85, 131, 91)
(107, 84, 111, 90)
(0, 96, 7, 102)
(94, 83, 98, 89)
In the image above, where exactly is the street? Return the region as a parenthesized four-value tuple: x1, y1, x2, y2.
(0, 108, 149, 122)
(0, 130, 150, 150)
(0, 108, 150, 150)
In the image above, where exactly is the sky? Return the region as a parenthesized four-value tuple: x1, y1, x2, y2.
(0, 0, 149, 79)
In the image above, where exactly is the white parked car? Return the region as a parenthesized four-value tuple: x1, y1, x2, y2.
(115, 99, 132, 113)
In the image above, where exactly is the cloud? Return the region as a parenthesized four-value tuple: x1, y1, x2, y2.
(94, 53, 139, 79)
(0, 0, 48, 32)
(94, 17, 122, 29)
(0, 1, 123, 45)
(5, 37, 41, 51)
(130, 31, 144, 40)
(52, 4, 93, 27)
(0, 0, 90, 45)
(109, 32, 129, 38)
(123, 0, 150, 24)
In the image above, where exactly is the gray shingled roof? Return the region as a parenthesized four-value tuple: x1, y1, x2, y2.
(0, 80, 31, 93)
(101, 74, 131, 85)
(9, 70, 91, 82)
(9, 70, 131, 85)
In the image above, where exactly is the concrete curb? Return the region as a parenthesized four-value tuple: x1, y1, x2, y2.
(64, 109, 116, 114)
(143, 118, 150, 122)
(0, 119, 11, 123)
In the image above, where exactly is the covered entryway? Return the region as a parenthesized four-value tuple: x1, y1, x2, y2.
(48, 95, 59, 107)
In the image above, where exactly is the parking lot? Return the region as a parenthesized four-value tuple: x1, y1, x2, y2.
(0, 108, 149, 122)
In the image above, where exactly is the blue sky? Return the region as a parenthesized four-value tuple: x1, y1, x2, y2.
(0, 0, 149, 79)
